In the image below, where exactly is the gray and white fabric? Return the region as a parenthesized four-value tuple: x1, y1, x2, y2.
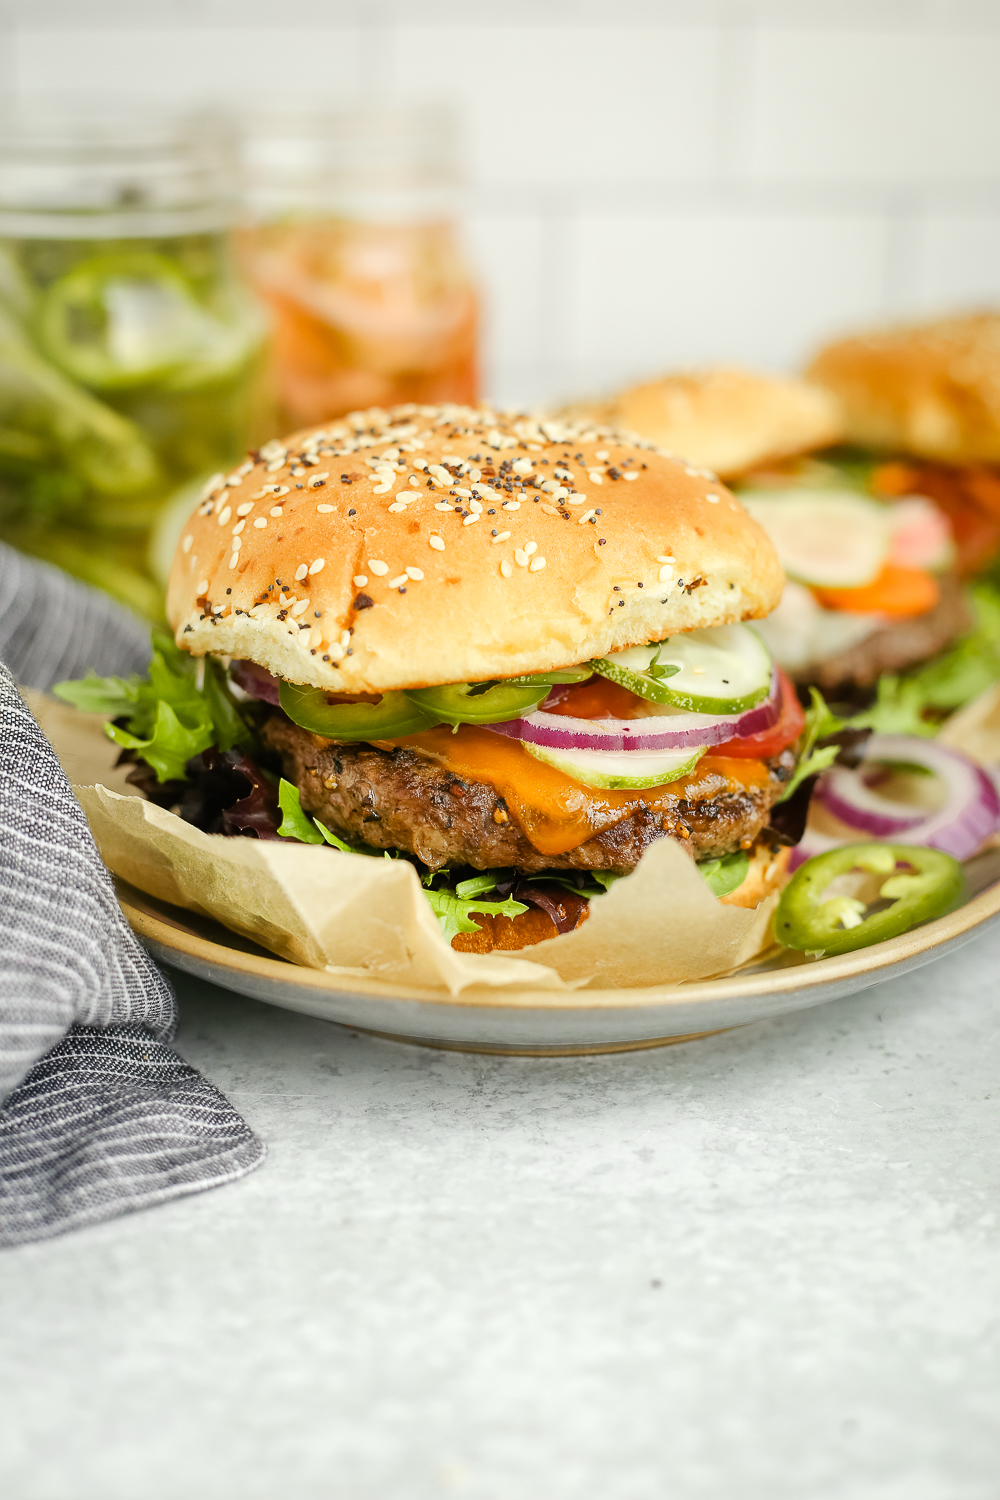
(0, 540, 153, 691)
(0, 549, 264, 1247)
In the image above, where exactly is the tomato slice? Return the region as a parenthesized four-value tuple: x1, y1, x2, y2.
(713, 669, 804, 758)
(543, 675, 650, 719)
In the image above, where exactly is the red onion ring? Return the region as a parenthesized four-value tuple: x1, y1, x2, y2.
(485, 669, 782, 753)
(791, 733, 1000, 869)
(230, 659, 281, 706)
(820, 762, 927, 838)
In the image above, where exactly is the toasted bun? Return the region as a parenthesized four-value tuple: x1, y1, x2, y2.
(451, 903, 584, 954)
(560, 367, 843, 479)
(807, 312, 1000, 464)
(718, 841, 791, 909)
(167, 404, 783, 694)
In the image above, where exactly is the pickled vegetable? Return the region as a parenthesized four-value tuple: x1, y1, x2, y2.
(279, 681, 439, 741)
(242, 217, 477, 427)
(0, 232, 270, 617)
(404, 680, 551, 726)
(775, 843, 963, 956)
(592, 625, 772, 714)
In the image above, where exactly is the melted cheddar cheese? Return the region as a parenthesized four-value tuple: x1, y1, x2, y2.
(394, 724, 771, 857)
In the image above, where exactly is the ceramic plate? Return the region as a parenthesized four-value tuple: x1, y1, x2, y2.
(117, 847, 1000, 1055)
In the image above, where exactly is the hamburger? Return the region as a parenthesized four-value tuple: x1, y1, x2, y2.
(565, 365, 986, 714)
(560, 366, 844, 482)
(807, 311, 1000, 468)
(58, 404, 811, 952)
(806, 311, 1000, 579)
(791, 312, 1000, 713)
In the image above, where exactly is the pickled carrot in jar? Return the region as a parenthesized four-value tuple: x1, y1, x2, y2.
(242, 217, 478, 427)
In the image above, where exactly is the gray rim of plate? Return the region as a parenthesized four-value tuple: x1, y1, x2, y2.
(117, 855, 1000, 1055)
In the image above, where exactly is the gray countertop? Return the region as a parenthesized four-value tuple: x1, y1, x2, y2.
(3, 933, 1000, 1500)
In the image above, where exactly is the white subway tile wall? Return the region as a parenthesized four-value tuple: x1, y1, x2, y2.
(7, 0, 1000, 409)
(573, 210, 890, 378)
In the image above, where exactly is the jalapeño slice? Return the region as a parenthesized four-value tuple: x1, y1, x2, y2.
(775, 843, 963, 957)
(37, 251, 207, 392)
(279, 681, 439, 741)
(403, 680, 550, 726)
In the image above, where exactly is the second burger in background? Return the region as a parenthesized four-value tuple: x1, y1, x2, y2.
(566, 363, 994, 726)
(807, 311, 1000, 579)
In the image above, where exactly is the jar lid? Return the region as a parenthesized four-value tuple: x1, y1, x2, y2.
(240, 106, 461, 222)
(0, 106, 238, 238)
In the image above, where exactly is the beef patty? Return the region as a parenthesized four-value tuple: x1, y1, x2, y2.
(801, 574, 973, 696)
(262, 712, 794, 872)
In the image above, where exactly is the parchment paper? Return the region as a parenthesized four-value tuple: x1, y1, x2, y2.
(27, 693, 780, 996)
(937, 683, 1000, 766)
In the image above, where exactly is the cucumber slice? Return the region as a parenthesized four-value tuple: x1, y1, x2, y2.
(593, 623, 772, 714)
(740, 489, 890, 588)
(524, 740, 706, 789)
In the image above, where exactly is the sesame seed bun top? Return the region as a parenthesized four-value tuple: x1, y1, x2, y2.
(167, 403, 784, 694)
(559, 367, 844, 480)
(807, 312, 1000, 464)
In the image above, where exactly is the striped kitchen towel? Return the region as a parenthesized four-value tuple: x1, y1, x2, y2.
(0, 546, 264, 1247)
(0, 541, 154, 691)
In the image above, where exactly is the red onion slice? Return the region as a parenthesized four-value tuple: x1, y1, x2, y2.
(820, 763, 927, 838)
(788, 828, 850, 872)
(485, 669, 782, 753)
(792, 733, 1000, 869)
(231, 659, 281, 705)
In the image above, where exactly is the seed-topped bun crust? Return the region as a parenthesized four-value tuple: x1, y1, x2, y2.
(167, 404, 783, 693)
(807, 313, 1000, 464)
(560, 367, 844, 480)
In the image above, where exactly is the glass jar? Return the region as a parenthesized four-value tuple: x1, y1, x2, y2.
(239, 107, 479, 430)
(0, 109, 271, 618)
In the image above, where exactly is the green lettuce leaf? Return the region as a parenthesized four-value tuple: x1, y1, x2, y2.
(848, 675, 936, 737)
(276, 778, 325, 844)
(277, 779, 380, 854)
(852, 582, 1000, 736)
(777, 687, 844, 804)
(53, 628, 255, 783)
(422, 888, 529, 944)
(106, 699, 214, 784)
(315, 822, 366, 855)
(51, 669, 144, 718)
(697, 848, 750, 897)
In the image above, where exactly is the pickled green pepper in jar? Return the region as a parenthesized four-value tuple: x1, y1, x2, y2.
(0, 114, 272, 618)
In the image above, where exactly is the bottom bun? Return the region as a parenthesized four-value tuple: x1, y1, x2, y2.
(719, 842, 791, 909)
(451, 903, 583, 954)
